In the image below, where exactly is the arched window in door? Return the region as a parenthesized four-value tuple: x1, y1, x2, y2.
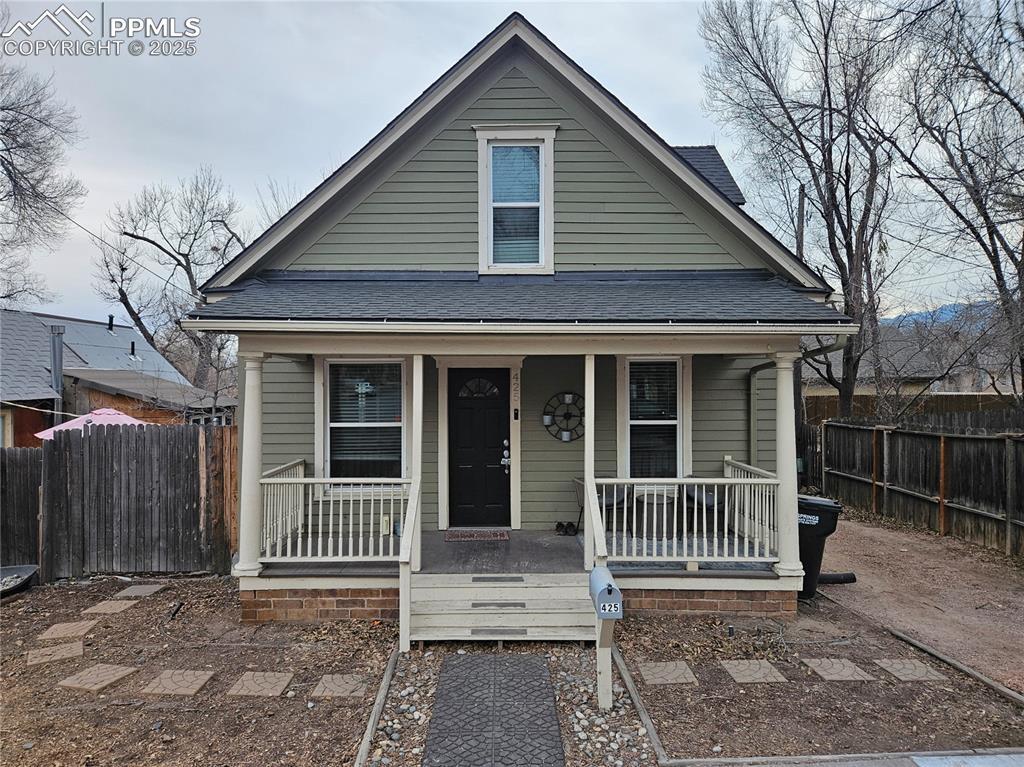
(457, 377, 500, 399)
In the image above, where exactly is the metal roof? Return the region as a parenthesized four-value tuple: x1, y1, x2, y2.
(191, 270, 851, 326)
(673, 147, 746, 206)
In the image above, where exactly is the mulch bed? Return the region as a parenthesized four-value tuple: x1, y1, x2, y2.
(617, 599, 1024, 760)
(0, 576, 395, 766)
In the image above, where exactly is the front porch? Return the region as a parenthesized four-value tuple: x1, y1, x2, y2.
(231, 341, 806, 646)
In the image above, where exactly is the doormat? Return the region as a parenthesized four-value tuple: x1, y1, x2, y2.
(444, 530, 510, 542)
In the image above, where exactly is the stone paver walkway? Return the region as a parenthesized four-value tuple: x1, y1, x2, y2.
(143, 670, 214, 696)
(227, 672, 293, 697)
(311, 674, 366, 698)
(38, 619, 98, 640)
(83, 600, 137, 614)
(26, 641, 83, 666)
(424, 654, 564, 767)
(114, 584, 166, 598)
(875, 658, 947, 681)
(639, 660, 697, 685)
(58, 663, 137, 692)
(803, 658, 876, 681)
(720, 659, 787, 683)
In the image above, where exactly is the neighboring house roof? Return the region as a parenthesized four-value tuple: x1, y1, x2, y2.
(0, 309, 229, 411)
(0, 309, 64, 401)
(803, 324, 952, 386)
(190, 270, 852, 326)
(64, 369, 236, 411)
(33, 313, 188, 385)
(673, 147, 745, 206)
(201, 13, 827, 294)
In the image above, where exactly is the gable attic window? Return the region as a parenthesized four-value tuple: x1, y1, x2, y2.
(475, 124, 556, 274)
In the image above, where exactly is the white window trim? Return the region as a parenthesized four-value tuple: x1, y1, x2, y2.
(475, 124, 557, 275)
(616, 355, 692, 478)
(0, 408, 12, 448)
(315, 357, 409, 480)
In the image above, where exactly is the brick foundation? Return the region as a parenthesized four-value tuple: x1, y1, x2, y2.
(239, 588, 399, 623)
(622, 589, 797, 617)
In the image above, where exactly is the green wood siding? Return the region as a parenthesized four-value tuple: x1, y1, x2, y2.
(261, 355, 315, 472)
(691, 356, 777, 475)
(284, 49, 768, 273)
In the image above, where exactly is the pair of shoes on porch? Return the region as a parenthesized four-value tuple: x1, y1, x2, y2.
(555, 521, 578, 536)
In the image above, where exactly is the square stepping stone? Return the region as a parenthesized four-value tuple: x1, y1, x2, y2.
(638, 661, 697, 685)
(720, 659, 787, 683)
(114, 584, 166, 598)
(142, 670, 214, 696)
(58, 663, 137, 692)
(802, 658, 876, 681)
(311, 674, 366, 698)
(227, 672, 293, 697)
(26, 641, 83, 666)
(83, 600, 138, 615)
(875, 658, 947, 681)
(38, 619, 98, 641)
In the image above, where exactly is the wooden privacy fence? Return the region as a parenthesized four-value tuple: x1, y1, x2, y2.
(821, 421, 1023, 556)
(38, 424, 237, 580)
(1, 447, 44, 566)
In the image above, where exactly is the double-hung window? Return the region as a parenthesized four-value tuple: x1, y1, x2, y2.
(327, 361, 404, 478)
(628, 360, 680, 478)
(476, 125, 556, 274)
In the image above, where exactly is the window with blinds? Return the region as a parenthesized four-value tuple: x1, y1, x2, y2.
(490, 144, 541, 265)
(327, 362, 403, 478)
(628, 360, 679, 478)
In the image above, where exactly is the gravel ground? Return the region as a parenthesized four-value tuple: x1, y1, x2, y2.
(820, 517, 1024, 692)
(617, 602, 1024, 760)
(1, 576, 395, 767)
(370, 642, 657, 767)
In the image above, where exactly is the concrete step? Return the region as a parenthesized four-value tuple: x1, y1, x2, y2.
(411, 599, 592, 615)
(409, 625, 594, 642)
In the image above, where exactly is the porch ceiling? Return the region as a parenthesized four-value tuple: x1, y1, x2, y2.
(192, 270, 852, 327)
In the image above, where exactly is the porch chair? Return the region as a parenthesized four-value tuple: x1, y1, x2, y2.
(572, 477, 630, 534)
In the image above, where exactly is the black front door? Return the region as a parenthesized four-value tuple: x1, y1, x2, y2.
(449, 368, 511, 527)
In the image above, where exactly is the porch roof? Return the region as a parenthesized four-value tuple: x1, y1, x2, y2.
(192, 270, 853, 327)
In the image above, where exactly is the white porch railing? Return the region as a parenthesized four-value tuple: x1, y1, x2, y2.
(398, 476, 423, 651)
(259, 466, 413, 562)
(588, 472, 780, 565)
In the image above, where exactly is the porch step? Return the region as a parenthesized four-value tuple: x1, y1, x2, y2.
(409, 571, 594, 643)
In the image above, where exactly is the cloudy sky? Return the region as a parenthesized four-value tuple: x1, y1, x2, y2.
(11, 0, 958, 322)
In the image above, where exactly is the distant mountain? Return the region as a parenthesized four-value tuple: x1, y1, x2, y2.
(882, 302, 992, 326)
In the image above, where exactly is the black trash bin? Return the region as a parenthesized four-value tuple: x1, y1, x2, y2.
(797, 495, 842, 599)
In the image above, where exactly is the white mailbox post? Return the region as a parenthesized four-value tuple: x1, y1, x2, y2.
(589, 566, 623, 710)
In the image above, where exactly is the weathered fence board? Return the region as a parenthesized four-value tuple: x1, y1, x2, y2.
(37, 424, 236, 579)
(0, 447, 43, 566)
(821, 421, 1024, 556)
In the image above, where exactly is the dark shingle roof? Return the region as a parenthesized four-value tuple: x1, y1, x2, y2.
(0, 310, 63, 401)
(673, 146, 746, 206)
(193, 271, 850, 325)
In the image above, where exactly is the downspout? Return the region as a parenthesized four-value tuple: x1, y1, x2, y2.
(49, 324, 65, 427)
(748, 335, 850, 463)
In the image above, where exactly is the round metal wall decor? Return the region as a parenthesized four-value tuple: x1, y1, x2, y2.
(542, 392, 585, 442)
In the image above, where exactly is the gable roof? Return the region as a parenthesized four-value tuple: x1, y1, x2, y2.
(673, 147, 745, 206)
(0, 309, 189, 404)
(202, 13, 827, 294)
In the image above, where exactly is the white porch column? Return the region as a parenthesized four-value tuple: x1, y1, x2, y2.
(584, 354, 596, 570)
(236, 352, 265, 575)
(773, 351, 804, 577)
(411, 354, 424, 572)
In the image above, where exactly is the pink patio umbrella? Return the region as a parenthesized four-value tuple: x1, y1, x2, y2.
(35, 408, 147, 440)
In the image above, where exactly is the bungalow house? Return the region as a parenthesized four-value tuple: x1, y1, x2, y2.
(183, 14, 856, 649)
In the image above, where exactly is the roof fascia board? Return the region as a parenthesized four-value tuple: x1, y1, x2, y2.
(205, 15, 825, 292)
(182, 318, 857, 336)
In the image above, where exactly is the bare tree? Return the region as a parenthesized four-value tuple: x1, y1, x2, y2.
(0, 5, 84, 300)
(868, 0, 1024, 407)
(93, 167, 246, 391)
(0, 250, 52, 306)
(254, 176, 301, 233)
(699, 0, 913, 416)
